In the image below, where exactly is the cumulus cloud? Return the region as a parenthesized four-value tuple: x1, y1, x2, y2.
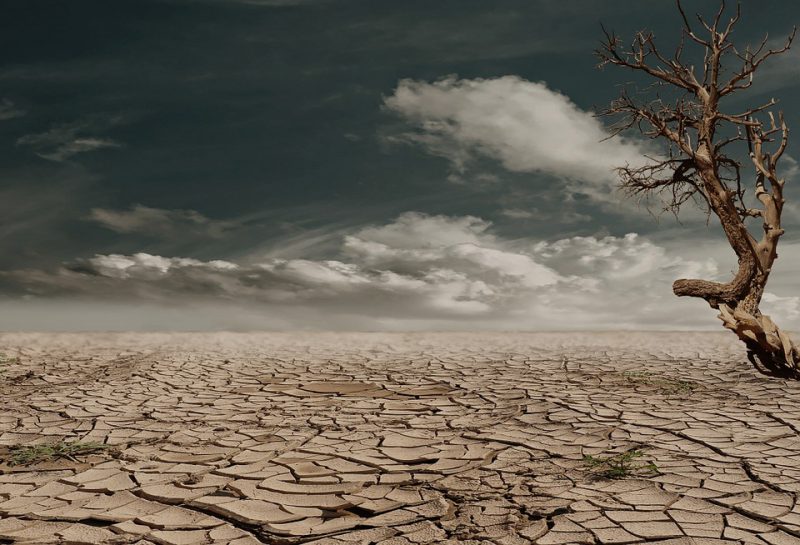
(532, 233, 718, 283)
(341, 213, 561, 293)
(384, 76, 653, 200)
(2, 211, 766, 330)
(529, 233, 722, 326)
(17, 119, 122, 162)
(88, 205, 238, 239)
(346, 212, 493, 250)
(762, 292, 800, 322)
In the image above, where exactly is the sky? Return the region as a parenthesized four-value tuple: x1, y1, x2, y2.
(2, 0, 800, 331)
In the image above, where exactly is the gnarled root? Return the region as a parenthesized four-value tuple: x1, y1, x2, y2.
(717, 304, 800, 378)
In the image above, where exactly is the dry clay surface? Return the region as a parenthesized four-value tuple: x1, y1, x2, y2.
(2, 332, 800, 545)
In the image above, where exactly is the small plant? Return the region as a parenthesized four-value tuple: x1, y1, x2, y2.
(622, 371, 696, 395)
(583, 448, 659, 479)
(7, 441, 110, 466)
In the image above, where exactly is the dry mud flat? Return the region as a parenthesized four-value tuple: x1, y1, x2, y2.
(1, 332, 800, 545)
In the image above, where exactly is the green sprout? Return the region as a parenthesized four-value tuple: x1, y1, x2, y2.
(583, 448, 659, 479)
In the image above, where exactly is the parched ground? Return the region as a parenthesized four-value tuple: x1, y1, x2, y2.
(1, 332, 800, 545)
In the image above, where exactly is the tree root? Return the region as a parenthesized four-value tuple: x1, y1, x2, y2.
(717, 304, 800, 379)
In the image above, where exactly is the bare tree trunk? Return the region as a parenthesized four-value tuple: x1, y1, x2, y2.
(672, 165, 759, 308)
(674, 230, 798, 377)
(597, 2, 800, 377)
(672, 167, 800, 377)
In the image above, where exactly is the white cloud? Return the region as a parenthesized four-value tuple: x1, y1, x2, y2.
(85, 253, 238, 278)
(4, 211, 770, 330)
(532, 233, 718, 282)
(342, 214, 560, 290)
(384, 76, 652, 201)
(762, 292, 800, 322)
(88, 205, 238, 239)
(347, 211, 492, 249)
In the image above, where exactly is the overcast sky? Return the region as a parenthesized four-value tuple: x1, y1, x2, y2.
(2, 0, 800, 331)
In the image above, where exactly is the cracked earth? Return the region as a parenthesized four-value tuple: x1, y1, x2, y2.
(2, 332, 800, 545)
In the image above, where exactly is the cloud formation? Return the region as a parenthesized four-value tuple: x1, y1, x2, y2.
(5, 211, 779, 331)
(384, 76, 652, 200)
(17, 119, 122, 162)
(88, 205, 238, 239)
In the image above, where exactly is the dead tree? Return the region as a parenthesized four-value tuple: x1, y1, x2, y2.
(598, 1, 799, 377)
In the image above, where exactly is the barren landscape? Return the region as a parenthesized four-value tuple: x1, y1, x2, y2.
(1, 332, 800, 544)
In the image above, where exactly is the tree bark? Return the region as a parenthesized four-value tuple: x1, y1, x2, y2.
(671, 169, 800, 377)
(597, 2, 800, 378)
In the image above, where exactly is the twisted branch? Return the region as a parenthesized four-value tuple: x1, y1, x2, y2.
(597, 1, 799, 374)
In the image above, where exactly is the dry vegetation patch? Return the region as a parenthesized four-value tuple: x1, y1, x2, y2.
(5, 441, 111, 466)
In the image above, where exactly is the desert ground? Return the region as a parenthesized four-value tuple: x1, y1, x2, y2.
(1, 332, 800, 545)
